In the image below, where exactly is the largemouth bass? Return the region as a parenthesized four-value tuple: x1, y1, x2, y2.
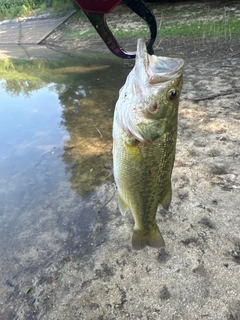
(112, 38, 184, 250)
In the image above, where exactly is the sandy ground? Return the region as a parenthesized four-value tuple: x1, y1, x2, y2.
(1, 1, 240, 319)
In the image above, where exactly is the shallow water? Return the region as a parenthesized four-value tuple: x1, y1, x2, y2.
(0, 50, 132, 197)
(0, 48, 132, 298)
(0, 85, 67, 207)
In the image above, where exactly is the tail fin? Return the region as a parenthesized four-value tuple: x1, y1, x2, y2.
(132, 224, 165, 250)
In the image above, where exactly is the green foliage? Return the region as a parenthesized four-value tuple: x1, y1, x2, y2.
(0, 0, 34, 18)
(52, 0, 74, 11)
(40, 2, 47, 11)
(0, 0, 75, 20)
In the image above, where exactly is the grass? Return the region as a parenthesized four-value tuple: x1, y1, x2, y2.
(109, 16, 240, 40)
(66, 29, 96, 40)
(158, 15, 240, 39)
(0, 0, 75, 20)
(60, 4, 240, 42)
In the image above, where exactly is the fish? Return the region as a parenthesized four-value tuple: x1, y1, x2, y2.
(112, 38, 184, 250)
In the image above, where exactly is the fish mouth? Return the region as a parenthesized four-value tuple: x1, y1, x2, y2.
(148, 56, 184, 84)
(135, 38, 184, 84)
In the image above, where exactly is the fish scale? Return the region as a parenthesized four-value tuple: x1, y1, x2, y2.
(112, 38, 184, 250)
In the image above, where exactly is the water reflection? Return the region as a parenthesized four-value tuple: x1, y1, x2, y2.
(0, 53, 133, 195)
(60, 80, 115, 195)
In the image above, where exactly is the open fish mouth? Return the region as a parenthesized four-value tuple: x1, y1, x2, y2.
(134, 38, 184, 84)
(148, 56, 184, 84)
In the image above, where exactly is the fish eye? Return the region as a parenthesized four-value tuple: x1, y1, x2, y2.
(167, 89, 179, 101)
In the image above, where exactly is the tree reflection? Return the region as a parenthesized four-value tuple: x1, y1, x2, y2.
(60, 82, 115, 195)
(0, 55, 130, 195)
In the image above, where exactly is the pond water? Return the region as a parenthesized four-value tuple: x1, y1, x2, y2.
(0, 85, 67, 208)
(0, 48, 133, 312)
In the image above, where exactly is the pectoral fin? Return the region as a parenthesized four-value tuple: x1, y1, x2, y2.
(118, 193, 129, 216)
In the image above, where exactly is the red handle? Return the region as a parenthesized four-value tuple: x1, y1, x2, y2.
(74, 0, 122, 14)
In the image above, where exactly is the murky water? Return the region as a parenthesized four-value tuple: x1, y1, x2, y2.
(0, 48, 133, 314)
